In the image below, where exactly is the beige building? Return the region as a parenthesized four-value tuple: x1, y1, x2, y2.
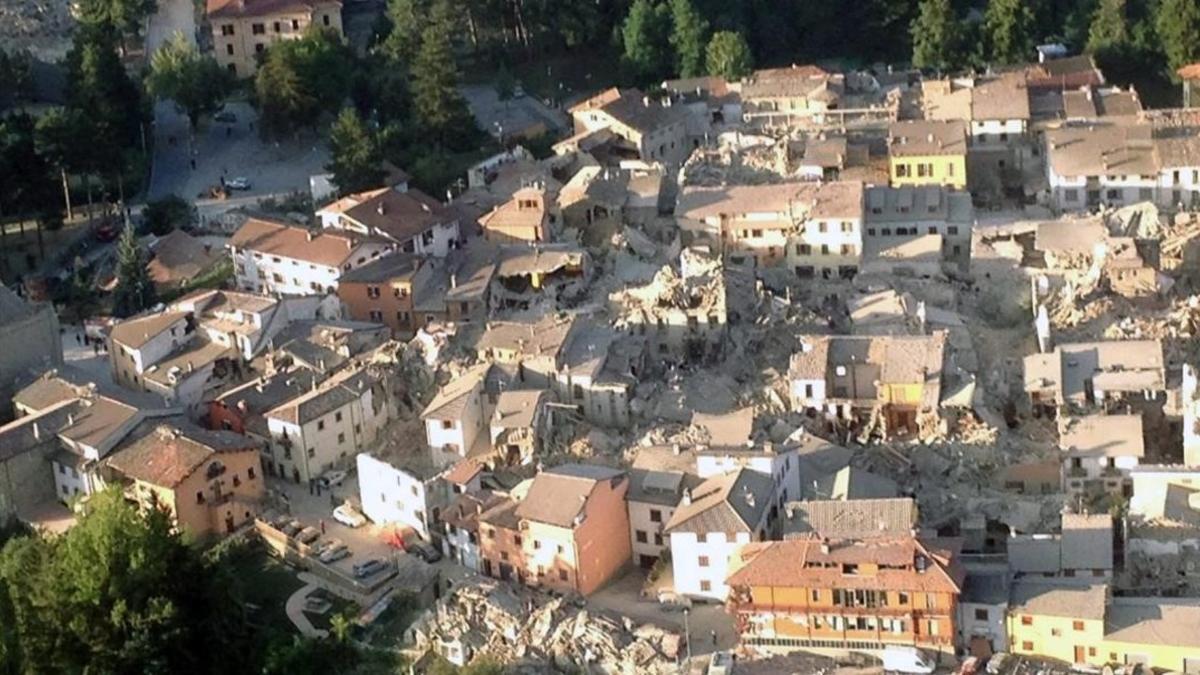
(207, 0, 343, 78)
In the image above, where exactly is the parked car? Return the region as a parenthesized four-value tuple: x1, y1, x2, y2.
(309, 539, 334, 557)
(226, 177, 251, 190)
(296, 526, 321, 544)
(333, 503, 366, 528)
(409, 540, 442, 563)
(352, 559, 388, 579)
(319, 470, 348, 488)
(318, 542, 350, 564)
(279, 519, 303, 536)
(214, 110, 237, 123)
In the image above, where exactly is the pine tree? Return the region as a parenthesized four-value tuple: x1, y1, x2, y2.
(911, 0, 960, 72)
(327, 108, 384, 195)
(670, 0, 709, 78)
(1087, 0, 1129, 54)
(705, 30, 753, 81)
(381, 0, 424, 66)
(1157, 0, 1200, 72)
(983, 0, 1036, 65)
(411, 0, 466, 141)
(621, 0, 672, 84)
(111, 224, 156, 318)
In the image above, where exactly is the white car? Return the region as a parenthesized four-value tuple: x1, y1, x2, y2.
(319, 470, 348, 488)
(333, 504, 366, 528)
(226, 177, 251, 190)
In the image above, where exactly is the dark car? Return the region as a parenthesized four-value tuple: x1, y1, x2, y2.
(409, 541, 442, 564)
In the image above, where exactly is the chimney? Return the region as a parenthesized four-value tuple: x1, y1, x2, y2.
(67, 413, 75, 427)
(820, 540, 830, 554)
(186, 361, 194, 373)
(450, 273, 458, 289)
(377, 202, 386, 216)
(306, 231, 314, 241)
(672, 443, 681, 455)
(237, 399, 248, 413)
(681, 488, 692, 505)
(32, 422, 40, 441)
(642, 95, 651, 107)
(784, 504, 795, 519)
(743, 487, 755, 508)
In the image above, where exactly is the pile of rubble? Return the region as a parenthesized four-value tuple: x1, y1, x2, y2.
(409, 580, 682, 674)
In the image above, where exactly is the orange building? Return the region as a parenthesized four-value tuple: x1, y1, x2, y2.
(479, 464, 630, 596)
(107, 424, 266, 539)
(336, 254, 430, 337)
(726, 535, 964, 657)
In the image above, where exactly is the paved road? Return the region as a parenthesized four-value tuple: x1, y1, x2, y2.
(146, 0, 196, 200)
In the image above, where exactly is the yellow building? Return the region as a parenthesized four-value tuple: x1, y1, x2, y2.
(887, 120, 968, 190)
(207, 0, 344, 78)
(1008, 581, 1200, 671)
(108, 424, 265, 539)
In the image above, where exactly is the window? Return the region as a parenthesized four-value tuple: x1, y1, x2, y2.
(811, 589, 820, 602)
(58, 464, 65, 475)
(273, 21, 280, 32)
(441, 419, 454, 429)
(897, 592, 909, 604)
(368, 310, 383, 322)
(917, 164, 929, 178)
(654, 533, 663, 546)
(699, 580, 712, 592)
(698, 556, 710, 567)
(1106, 188, 1121, 200)
(797, 244, 812, 255)
(1073, 621, 1085, 631)
(368, 286, 381, 299)
(514, 535, 522, 545)
(322, 13, 330, 25)
(841, 221, 853, 232)
(897, 163, 910, 178)
(817, 222, 827, 233)
(1022, 642, 1033, 651)
(196, 491, 205, 504)
(248, 467, 256, 480)
(636, 530, 648, 543)
(335, 412, 343, 423)
(650, 509, 662, 523)
(225, 44, 234, 55)
(291, 18, 299, 29)
(1021, 616, 1033, 626)
(1064, 188, 1079, 202)
(947, 226, 959, 236)
(974, 608, 988, 621)
(1051, 628, 1061, 637)
(221, 24, 234, 35)
(1088, 647, 1097, 657)
(255, 43, 265, 54)
(337, 432, 345, 444)
(307, 448, 315, 458)
(533, 539, 541, 549)
(317, 420, 325, 431)
(252, 23, 265, 34)
(558, 569, 568, 581)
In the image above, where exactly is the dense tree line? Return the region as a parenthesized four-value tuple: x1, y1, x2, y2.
(0, 490, 407, 674)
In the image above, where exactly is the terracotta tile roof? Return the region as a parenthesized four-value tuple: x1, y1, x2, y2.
(147, 230, 222, 286)
(207, 0, 338, 19)
(513, 463, 625, 528)
(444, 458, 484, 485)
(336, 188, 457, 243)
(229, 217, 361, 268)
(109, 311, 189, 349)
(107, 423, 257, 489)
(728, 535, 965, 594)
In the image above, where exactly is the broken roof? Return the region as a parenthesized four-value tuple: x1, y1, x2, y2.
(742, 66, 841, 100)
(490, 389, 548, 430)
(1058, 414, 1145, 459)
(677, 181, 865, 223)
(266, 367, 375, 426)
(664, 468, 774, 535)
(791, 333, 947, 388)
(475, 314, 575, 360)
(782, 497, 917, 539)
(816, 466, 899, 501)
(513, 463, 625, 528)
(230, 218, 362, 268)
(626, 468, 687, 506)
(690, 407, 754, 449)
(1024, 340, 1165, 402)
(147, 230, 222, 286)
(108, 423, 257, 488)
(141, 339, 232, 387)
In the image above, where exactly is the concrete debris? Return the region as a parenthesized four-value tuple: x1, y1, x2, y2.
(410, 580, 682, 674)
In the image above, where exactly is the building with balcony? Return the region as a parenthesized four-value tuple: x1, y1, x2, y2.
(207, 0, 342, 78)
(725, 534, 965, 658)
